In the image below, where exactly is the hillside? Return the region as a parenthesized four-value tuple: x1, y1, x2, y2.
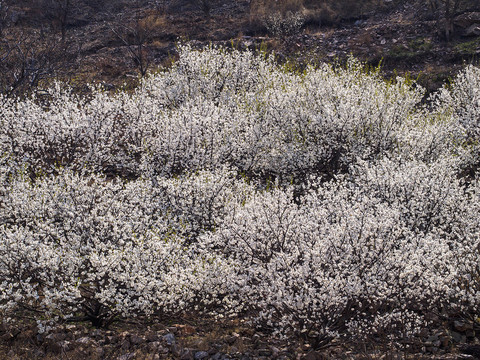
(1, 0, 480, 95)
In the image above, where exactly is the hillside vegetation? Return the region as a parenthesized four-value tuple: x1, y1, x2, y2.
(1, 45, 480, 358)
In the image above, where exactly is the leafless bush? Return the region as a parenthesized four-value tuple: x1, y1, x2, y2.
(109, 11, 159, 77)
(0, 30, 79, 97)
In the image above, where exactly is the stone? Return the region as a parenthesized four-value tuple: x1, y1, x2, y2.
(163, 332, 176, 345)
(76, 336, 91, 344)
(257, 348, 272, 356)
(194, 350, 209, 359)
(171, 343, 183, 357)
(105, 335, 118, 344)
(302, 351, 324, 360)
(450, 330, 466, 344)
(181, 349, 194, 360)
(95, 347, 105, 357)
(158, 346, 169, 355)
(454, 320, 474, 332)
(91, 329, 103, 339)
(60, 340, 73, 352)
(454, 12, 480, 29)
(225, 335, 238, 345)
(146, 333, 160, 342)
(121, 338, 131, 351)
(465, 24, 480, 37)
(167, 326, 178, 333)
(130, 334, 144, 345)
(118, 353, 135, 360)
(460, 344, 480, 357)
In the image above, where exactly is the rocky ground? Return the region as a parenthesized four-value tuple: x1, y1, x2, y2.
(4, 0, 480, 95)
(2, 315, 480, 359)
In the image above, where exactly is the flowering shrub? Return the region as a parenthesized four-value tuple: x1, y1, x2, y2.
(200, 158, 480, 346)
(0, 46, 426, 184)
(1, 45, 480, 350)
(430, 65, 480, 178)
(0, 168, 240, 327)
(263, 11, 305, 37)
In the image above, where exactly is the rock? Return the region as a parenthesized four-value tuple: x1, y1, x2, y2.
(167, 326, 178, 334)
(181, 349, 194, 360)
(460, 344, 480, 357)
(148, 341, 161, 352)
(163, 332, 176, 345)
(225, 335, 238, 345)
(465, 24, 480, 37)
(91, 329, 103, 339)
(60, 340, 73, 352)
(95, 347, 105, 357)
(158, 346, 170, 355)
(77, 336, 91, 344)
(118, 353, 135, 360)
(194, 350, 209, 359)
(106, 335, 118, 344)
(146, 333, 160, 342)
(121, 338, 131, 351)
(171, 343, 183, 357)
(450, 330, 466, 344)
(270, 346, 280, 357)
(9, 10, 23, 24)
(302, 351, 324, 360)
(258, 348, 272, 356)
(130, 334, 144, 345)
(426, 334, 439, 345)
(455, 12, 480, 29)
(454, 320, 473, 333)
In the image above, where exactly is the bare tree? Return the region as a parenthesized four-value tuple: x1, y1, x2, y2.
(42, 0, 72, 42)
(0, 0, 9, 37)
(109, 11, 157, 77)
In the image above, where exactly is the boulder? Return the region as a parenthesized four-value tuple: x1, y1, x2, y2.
(465, 23, 480, 37)
(454, 12, 480, 29)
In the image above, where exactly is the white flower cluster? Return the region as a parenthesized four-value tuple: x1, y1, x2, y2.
(1, 45, 480, 347)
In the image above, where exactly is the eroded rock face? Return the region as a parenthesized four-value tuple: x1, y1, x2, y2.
(465, 23, 480, 36)
(454, 12, 480, 31)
